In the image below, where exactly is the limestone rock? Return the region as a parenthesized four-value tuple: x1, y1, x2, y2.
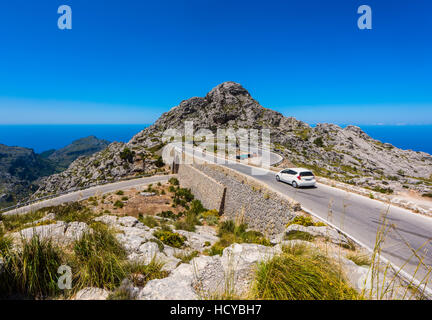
(285, 224, 350, 247)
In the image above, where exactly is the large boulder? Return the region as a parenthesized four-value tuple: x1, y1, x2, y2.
(136, 243, 281, 300)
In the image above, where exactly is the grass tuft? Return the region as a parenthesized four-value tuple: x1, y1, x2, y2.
(252, 243, 358, 300)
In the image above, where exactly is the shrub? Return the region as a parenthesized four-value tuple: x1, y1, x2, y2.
(120, 148, 135, 163)
(138, 215, 159, 228)
(169, 177, 179, 186)
(121, 196, 129, 201)
(114, 200, 124, 209)
(286, 215, 326, 228)
(153, 229, 186, 248)
(157, 210, 176, 220)
(422, 193, 432, 198)
(252, 244, 358, 300)
(155, 156, 165, 168)
(116, 190, 124, 196)
(313, 137, 324, 147)
(189, 200, 205, 215)
(0, 236, 63, 299)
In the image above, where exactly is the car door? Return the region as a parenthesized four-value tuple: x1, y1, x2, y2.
(288, 170, 297, 184)
(280, 170, 290, 182)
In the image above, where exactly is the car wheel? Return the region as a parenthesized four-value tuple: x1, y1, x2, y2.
(292, 181, 298, 188)
(276, 175, 280, 182)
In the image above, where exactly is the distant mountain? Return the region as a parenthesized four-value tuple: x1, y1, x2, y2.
(0, 136, 111, 208)
(0, 144, 57, 207)
(35, 82, 432, 198)
(42, 136, 110, 171)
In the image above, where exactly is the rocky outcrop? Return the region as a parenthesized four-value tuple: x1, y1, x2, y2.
(33, 142, 162, 197)
(31, 82, 432, 198)
(137, 243, 282, 300)
(128, 82, 432, 195)
(11, 221, 89, 245)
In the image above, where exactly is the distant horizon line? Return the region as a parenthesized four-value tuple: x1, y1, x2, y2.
(0, 123, 431, 127)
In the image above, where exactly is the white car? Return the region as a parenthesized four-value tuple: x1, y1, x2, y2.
(275, 168, 316, 188)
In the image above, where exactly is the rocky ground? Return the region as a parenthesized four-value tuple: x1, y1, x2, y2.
(33, 82, 432, 202)
(0, 180, 423, 300)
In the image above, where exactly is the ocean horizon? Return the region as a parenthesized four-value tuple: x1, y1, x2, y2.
(0, 124, 431, 155)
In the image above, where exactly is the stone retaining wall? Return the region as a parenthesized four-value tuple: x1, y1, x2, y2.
(178, 165, 226, 212)
(178, 164, 300, 237)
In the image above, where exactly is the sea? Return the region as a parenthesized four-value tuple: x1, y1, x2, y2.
(0, 124, 431, 155)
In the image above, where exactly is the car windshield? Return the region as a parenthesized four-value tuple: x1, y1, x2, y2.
(300, 171, 314, 177)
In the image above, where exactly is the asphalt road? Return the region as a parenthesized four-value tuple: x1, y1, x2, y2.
(225, 162, 432, 288)
(2, 175, 173, 216)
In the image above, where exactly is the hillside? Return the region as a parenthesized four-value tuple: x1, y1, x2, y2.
(43, 136, 110, 171)
(35, 82, 432, 197)
(0, 136, 111, 207)
(0, 144, 57, 207)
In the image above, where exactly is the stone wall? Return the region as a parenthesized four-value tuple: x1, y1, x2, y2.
(178, 165, 226, 212)
(178, 164, 300, 237)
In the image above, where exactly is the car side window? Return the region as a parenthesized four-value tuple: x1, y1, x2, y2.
(289, 170, 297, 175)
(281, 170, 290, 174)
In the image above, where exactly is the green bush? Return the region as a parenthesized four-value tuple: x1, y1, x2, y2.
(169, 177, 179, 186)
(114, 200, 124, 209)
(153, 229, 186, 248)
(313, 137, 324, 147)
(0, 236, 63, 299)
(286, 216, 326, 228)
(157, 210, 176, 220)
(155, 156, 165, 168)
(116, 190, 124, 196)
(120, 148, 135, 163)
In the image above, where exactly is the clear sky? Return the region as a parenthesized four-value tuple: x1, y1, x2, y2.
(0, 0, 431, 125)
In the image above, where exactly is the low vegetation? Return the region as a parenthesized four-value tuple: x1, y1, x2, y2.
(207, 220, 271, 256)
(0, 236, 63, 299)
(251, 242, 358, 300)
(286, 215, 326, 228)
(153, 227, 187, 248)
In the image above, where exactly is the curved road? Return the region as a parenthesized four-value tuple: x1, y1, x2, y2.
(172, 144, 432, 291)
(2, 175, 174, 216)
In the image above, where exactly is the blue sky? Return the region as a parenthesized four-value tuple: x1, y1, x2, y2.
(0, 0, 431, 125)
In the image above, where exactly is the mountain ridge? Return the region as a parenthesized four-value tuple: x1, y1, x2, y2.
(34, 82, 432, 198)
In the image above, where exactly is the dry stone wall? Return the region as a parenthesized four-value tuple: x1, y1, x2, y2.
(178, 164, 300, 237)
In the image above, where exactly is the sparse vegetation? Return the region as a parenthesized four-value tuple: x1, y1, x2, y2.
(138, 214, 159, 228)
(0, 236, 63, 299)
(72, 223, 127, 291)
(286, 215, 326, 228)
(346, 252, 371, 266)
(153, 228, 186, 248)
(208, 220, 271, 256)
(252, 243, 358, 300)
